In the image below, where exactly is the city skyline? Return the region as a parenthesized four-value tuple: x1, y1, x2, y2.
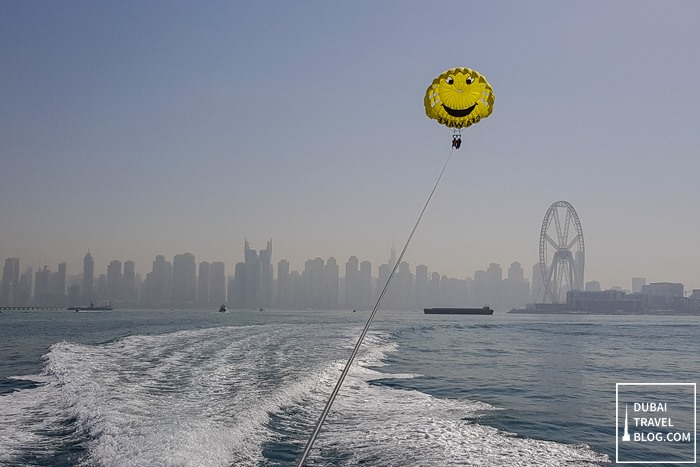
(2, 3, 699, 292)
(0, 239, 688, 297)
(5, 241, 695, 314)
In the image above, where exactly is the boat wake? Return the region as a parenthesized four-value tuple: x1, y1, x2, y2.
(0, 322, 608, 466)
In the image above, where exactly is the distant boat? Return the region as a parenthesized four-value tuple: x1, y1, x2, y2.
(69, 301, 113, 312)
(424, 306, 494, 315)
(219, 303, 228, 313)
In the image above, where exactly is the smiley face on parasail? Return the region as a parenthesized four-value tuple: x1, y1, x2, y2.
(424, 67, 494, 130)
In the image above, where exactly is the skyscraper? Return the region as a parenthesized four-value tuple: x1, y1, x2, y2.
(35, 266, 51, 305)
(507, 262, 523, 282)
(106, 260, 122, 301)
(324, 257, 339, 309)
(632, 277, 646, 293)
(18, 267, 33, 306)
(259, 240, 273, 307)
(144, 255, 172, 307)
(414, 264, 428, 309)
(376, 263, 390, 307)
(277, 259, 290, 308)
(231, 262, 247, 308)
(52, 262, 67, 297)
(198, 261, 211, 307)
(1, 258, 20, 306)
(429, 271, 440, 306)
(82, 251, 95, 304)
(391, 261, 413, 309)
(289, 270, 302, 309)
(486, 263, 503, 310)
(172, 253, 196, 307)
(359, 260, 372, 309)
(504, 262, 530, 311)
(123, 261, 136, 303)
(388, 241, 397, 272)
(235, 239, 273, 308)
(345, 256, 359, 308)
(243, 240, 261, 306)
(303, 257, 324, 309)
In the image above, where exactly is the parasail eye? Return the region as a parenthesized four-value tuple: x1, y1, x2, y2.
(445, 76, 454, 85)
(466, 76, 474, 84)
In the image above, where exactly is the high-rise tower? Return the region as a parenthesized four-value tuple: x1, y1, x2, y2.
(345, 256, 359, 308)
(198, 261, 211, 307)
(259, 239, 273, 307)
(236, 239, 272, 308)
(324, 257, 339, 309)
(172, 253, 196, 307)
(243, 240, 260, 306)
(277, 259, 290, 308)
(123, 261, 136, 303)
(145, 255, 172, 307)
(82, 251, 95, 304)
(106, 260, 122, 301)
(1, 258, 20, 306)
(359, 260, 372, 309)
(53, 262, 67, 296)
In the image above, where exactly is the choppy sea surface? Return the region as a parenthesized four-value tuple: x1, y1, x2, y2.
(0, 309, 697, 466)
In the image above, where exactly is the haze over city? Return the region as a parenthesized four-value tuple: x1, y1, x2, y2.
(2, 2, 699, 292)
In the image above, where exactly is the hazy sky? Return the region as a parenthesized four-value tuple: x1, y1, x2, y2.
(2, 1, 699, 291)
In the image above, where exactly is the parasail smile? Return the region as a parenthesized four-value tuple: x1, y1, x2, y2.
(443, 103, 477, 118)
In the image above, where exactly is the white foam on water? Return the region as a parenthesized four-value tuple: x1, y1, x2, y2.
(315, 391, 609, 466)
(0, 323, 371, 466)
(46, 324, 359, 466)
(0, 373, 69, 464)
(0, 323, 609, 466)
(270, 333, 609, 466)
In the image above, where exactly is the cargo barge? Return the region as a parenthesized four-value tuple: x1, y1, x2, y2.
(424, 306, 494, 315)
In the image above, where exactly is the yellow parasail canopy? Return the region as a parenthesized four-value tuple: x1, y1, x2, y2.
(424, 67, 494, 129)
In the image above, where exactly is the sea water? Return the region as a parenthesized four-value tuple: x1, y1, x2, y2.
(0, 309, 697, 466)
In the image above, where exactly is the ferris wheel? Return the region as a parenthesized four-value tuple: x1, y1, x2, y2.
(538, 201, 585, 303)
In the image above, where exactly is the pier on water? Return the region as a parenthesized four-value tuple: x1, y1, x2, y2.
(0, 306, 64, 311)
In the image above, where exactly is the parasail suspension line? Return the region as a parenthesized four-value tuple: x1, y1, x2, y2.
(297, 146, 456, 466)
